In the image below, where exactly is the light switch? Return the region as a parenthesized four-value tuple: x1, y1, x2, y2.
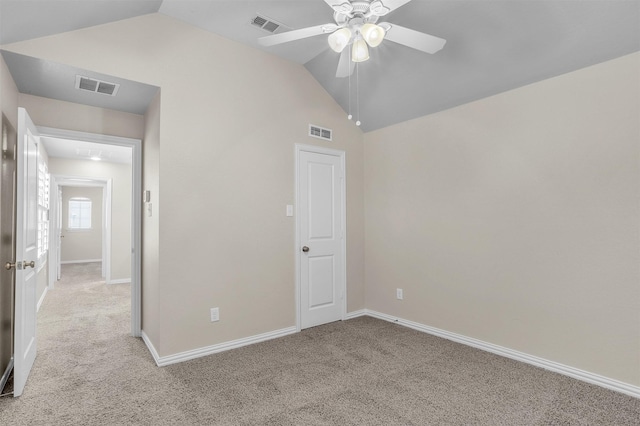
(286, 205, 294, 217)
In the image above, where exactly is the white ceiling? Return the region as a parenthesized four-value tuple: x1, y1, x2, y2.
(41, 136, 132, 165)
(1, 0, 639, 132)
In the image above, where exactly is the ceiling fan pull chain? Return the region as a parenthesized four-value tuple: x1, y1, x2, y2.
(348, 46, 353, 121)
(356, 61, 361, 127)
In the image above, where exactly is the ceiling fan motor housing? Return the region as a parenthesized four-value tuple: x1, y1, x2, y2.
(334, 1, 381, 26)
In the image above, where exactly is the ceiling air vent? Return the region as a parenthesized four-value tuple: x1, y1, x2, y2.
(75, 75, 120, 96)
(250, 14, 289, 34)
(309, 124, 332, 141)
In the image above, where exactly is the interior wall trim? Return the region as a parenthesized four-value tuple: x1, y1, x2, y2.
(140, 331, 161, 366)
(142, 308, 639, 398)
(142, 326, 298, 367)
(107, 278, 131, 285)
(60, 259, 102, 264)
(363, 309, 640, 399)
(344, 309, 366, 320)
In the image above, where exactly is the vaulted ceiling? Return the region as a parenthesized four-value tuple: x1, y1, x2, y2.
(1, 0, 639, 132)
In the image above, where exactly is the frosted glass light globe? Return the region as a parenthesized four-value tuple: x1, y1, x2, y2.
(361, 23, 385, 47)
(328, 28, 352, 52)
(351, 38, 370, 62)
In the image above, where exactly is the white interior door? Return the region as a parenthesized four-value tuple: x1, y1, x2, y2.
(297, 146, 346, 329)
(56, 187, 62, 281)
(14, 108, 39, 397)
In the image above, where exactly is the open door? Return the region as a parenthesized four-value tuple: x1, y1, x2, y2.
(13, 108, 39, 397)
(0, 114, 17, 393)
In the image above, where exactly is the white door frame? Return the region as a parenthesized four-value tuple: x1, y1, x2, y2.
(38, 126, 142, 337)
(50, 176, 112, 282)
(294, 144, 347, 332)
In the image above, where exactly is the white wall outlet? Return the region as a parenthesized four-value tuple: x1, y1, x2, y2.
(210, 307, 219, 322)
(396, 288, 403, 300)
(286, 204, 294, 217)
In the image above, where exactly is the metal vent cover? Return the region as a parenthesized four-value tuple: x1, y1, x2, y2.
(250, 14, 289, 34)
(75, 75, 120, 96)
(309, 124, 333, 141)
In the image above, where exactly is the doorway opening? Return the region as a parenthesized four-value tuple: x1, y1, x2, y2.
(39, 126, 142, 337)
(52, 178, 111, 285)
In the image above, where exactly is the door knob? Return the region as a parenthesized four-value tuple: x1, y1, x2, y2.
(302, 246, 310, 253)
(4, 262, 16, 270)
(23, 261, 35, 269)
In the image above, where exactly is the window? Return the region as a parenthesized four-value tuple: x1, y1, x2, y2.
(68, 198, 92, 229)
(37, 158, 50, 262)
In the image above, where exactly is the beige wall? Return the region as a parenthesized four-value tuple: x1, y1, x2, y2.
(4, 13, 366, 356)
(142, 90, 161, 346)
(364, 52, 640, 386)
(0, 55, 18, 129)
(19, 94, 144, 139)
(60, 186, 103, 263)
(48, 158, 132, 282)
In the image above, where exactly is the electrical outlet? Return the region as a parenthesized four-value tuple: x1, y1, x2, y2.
(210, 307, 219, 322)
(396, 288, 403, 300)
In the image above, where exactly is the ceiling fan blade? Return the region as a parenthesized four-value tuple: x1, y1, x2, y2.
(380, 0, 413, 13)
(336, 48, 355, 78)
(258, 24, 331, 47)
(384, 24, 446, 54)
(324, 0, 354, 15)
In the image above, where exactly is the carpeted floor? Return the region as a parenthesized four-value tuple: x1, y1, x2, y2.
(0, 262, 638, 425)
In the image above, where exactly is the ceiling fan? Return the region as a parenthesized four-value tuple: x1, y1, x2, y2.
(258, 0, 446, 78)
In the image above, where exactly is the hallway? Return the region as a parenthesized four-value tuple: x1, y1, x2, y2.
(0, 263, 159, 424)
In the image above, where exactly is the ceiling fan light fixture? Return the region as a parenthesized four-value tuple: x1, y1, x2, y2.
(361, 23, 385, 47)
(328, 27, 352, 52)
(352, 38, 370, 62)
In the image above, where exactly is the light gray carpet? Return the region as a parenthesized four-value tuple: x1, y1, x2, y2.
(0, 262, 638, 425)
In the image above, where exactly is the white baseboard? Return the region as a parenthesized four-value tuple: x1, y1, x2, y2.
(363, 309, 640, 399)
(344, 309, 366, 320)
(61, 259, 101, 264)
(107, 278, 131, 285)
(37, 286, 48, 312)
(141, 331, 161, 366)
(142, 326, 298, 367)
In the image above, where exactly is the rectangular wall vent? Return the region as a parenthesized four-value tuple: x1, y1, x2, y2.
(75, 75, 120, 96)
(250, 14, 289, 34)
(309, 124, 333, 141)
